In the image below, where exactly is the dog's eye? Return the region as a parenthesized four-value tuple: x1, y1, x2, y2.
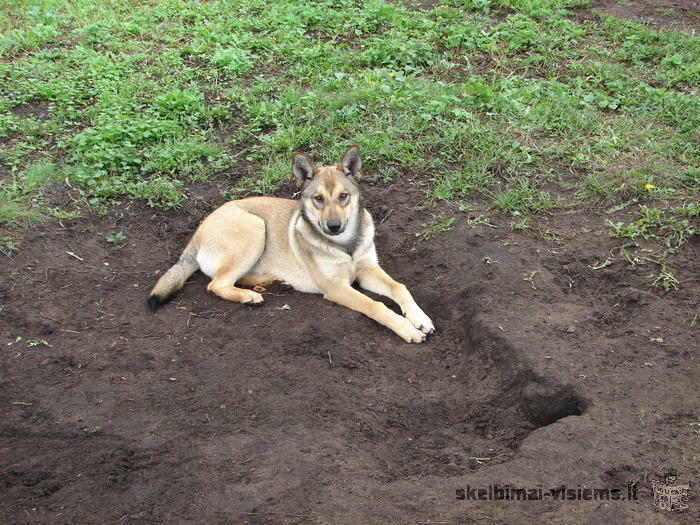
(314, 195, 324, 203)
(339, 193, 349, 201)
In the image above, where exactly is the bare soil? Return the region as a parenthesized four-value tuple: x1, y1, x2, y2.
(2, 170, 698, 523)
(411, 0, 700, 32)
(590, 0, 700, 33)
(2, 3, 698, 523)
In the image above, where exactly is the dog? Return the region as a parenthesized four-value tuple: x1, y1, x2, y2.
(147, 146, 434, 343)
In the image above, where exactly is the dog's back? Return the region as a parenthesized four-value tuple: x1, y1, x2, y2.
(148, 197, 298, 309)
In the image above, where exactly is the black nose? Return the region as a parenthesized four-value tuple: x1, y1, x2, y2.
(327, 220, 342, 233)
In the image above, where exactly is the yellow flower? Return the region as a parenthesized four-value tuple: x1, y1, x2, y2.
(644, 184, 656, 190)
(388, 71, 396, 77)
(440, 4, 448, 8)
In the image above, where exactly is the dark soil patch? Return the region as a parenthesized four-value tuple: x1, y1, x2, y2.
(1, 170, 698, 523)
(590, 0, 700, 32)
(9, 102, 51, 121)
(407, 0, 700, 33)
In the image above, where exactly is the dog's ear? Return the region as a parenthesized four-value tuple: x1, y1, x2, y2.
(339, 145, 362, 180)
(292, 152, 316, 186)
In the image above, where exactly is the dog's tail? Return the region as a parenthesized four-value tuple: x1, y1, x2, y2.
(147, 242, 199, 311)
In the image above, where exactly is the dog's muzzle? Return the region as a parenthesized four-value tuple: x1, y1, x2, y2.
(325, 220, 343, 235)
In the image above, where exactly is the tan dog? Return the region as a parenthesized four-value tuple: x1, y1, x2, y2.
(147, 146, 434, 343)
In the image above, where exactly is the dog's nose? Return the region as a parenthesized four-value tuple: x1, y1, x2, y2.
(327, 220, 342, 234)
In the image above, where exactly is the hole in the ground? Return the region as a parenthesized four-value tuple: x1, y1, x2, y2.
(350, 305, 587, 479)
(521, 383, 585, 427)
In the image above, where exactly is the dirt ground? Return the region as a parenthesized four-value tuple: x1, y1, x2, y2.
(413, 0, 700, 32)
(2, 3, 699, 525)
(589, 0, 700, 32)
(2, 172, 698, 523)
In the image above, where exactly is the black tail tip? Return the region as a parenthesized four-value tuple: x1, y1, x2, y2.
(147, 294, 164, 311)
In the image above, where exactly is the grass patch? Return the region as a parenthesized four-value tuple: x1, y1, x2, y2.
(0, 162, 60, 226)
(415, 216, 456, 241)
(606, 203, 698, 290)
(492, 177, 554, 214)
(606, 203, 697, 251)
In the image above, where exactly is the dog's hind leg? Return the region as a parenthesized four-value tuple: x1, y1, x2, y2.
(198, 209, 267, 304)
(236, 273, 278, 292)
(208, 267, 265, 304)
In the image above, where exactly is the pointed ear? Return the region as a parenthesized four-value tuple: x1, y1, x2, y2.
(292, 152, 315, 186)
(339, 145, 362, 180)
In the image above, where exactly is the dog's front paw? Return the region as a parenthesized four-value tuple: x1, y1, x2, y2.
(405, 307, 435, 335)
(242, 290, 264, 304)
(395, 317, 427, 344)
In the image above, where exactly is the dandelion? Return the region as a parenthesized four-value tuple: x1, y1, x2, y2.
(644, 183, 656, 190)
(440, 4, 448, 8)
(388, 71, 396, 77)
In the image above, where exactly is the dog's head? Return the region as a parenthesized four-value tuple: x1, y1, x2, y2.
(292, 145, 362, 237)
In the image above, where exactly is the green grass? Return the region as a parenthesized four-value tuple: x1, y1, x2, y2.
(415, 216, 455, 241)
(604, 202, 697, 290)
(0, 161, 60, 225)
(1, 0, 698, 279)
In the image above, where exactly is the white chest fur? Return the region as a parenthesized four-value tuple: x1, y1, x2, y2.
(286, 209, 377, 291)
